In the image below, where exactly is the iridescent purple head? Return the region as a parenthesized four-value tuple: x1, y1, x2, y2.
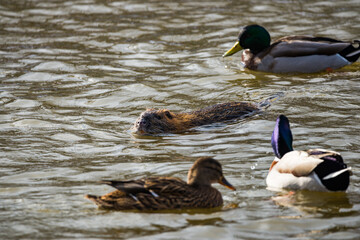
(271, 115, 293, 159)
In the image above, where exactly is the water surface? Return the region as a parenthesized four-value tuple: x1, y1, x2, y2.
(0, 0, 360, 239)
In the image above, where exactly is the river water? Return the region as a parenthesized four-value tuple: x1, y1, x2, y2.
(1, 0, 360, 239)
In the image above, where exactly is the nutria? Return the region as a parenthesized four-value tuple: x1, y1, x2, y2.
(133, 101, 266, 135)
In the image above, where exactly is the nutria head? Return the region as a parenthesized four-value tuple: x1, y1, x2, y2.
(133, 109, 181, 134)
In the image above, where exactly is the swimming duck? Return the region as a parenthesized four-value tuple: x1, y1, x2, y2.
(85, 157, 236, 210)
(223, 24, 360, 73)
(267, 115, 351, 191)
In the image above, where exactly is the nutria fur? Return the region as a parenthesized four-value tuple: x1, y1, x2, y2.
(133, 102, 260, 135)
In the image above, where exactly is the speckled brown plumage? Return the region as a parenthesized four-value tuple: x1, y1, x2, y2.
(85, 157, 236, 211)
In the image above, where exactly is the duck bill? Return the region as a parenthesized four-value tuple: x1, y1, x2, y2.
(222, 41, 243, 57)
(219, 176, 236, 191)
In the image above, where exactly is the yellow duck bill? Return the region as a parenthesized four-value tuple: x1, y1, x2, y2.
(223, 41, 243, 57)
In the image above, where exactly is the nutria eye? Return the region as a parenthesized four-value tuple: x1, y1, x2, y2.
(164, 111, 172, 119)
(155, 115, 161, 120)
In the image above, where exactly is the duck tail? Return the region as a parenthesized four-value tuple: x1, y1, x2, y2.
(323, 167, 352, 180)
(315, 160, 351, 191)
(341, 40, 360, 62)
(258, 92, 284, 109)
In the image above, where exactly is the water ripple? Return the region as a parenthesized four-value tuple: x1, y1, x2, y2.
(0, 0, 360, 239)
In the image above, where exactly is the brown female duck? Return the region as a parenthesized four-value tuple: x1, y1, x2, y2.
(85, 157, 236, 210)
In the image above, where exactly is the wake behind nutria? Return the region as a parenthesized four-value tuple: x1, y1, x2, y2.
(133, 97, 278, 135)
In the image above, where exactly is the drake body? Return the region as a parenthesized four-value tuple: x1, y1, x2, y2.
(267, 115, 351, 192)
(85, 157, 236, 210)
(223, 25, 360, 73)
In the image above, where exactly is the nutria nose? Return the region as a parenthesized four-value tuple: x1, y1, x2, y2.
(136, 117, 148, 128)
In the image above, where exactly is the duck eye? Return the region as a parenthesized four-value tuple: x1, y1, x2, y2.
(164, 111, 172, 119)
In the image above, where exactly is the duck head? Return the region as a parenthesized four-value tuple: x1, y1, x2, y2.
(223, 24, 271, 57)
(187, 157, 236, 191)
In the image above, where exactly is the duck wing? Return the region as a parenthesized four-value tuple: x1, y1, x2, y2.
(144, 177, 197, 196)
(143, 177, 222, 208)
(101, 179, 150, 195)
(120, 177, 216, 209)
(275, 150, 323, 177)
(102, 177, 191, 197)
(86, 178, 194, 210)
(266, 36, 351, 58)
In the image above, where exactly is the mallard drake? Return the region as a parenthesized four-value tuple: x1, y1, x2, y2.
(223, 24, 360, 73)
(267, 115, 351, 191)
(85, 157, 236, 210)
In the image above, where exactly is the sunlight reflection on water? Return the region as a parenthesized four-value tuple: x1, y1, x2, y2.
(0, 0, 360, 239)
